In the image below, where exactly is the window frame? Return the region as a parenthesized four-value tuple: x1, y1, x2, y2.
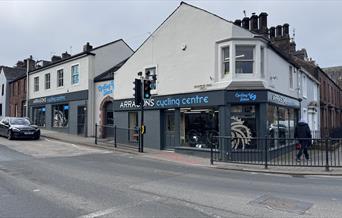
(302, 74, 307, 98)
(222, 46, 230, 75)
(71, 64, 80, 85)
(45, 73, 51, 90)
(57, 69, 64, 88)
(235, 45, 255, 74)
(34, 76, 39, 92)
(289, 66, 294, 89)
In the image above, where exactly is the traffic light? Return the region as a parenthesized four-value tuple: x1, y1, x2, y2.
(133, 79, 142, 105)
(143, 80, 151, 99)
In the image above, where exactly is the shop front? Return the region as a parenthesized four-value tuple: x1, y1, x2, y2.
(113, 89, 300, 158)
(29, 90, 88, 135)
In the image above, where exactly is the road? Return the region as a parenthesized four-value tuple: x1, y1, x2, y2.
(0, 137, 341, 218)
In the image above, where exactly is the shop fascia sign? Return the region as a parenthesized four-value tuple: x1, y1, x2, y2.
(32, 95, 66, 104)
(118, 94, 210, 109)
(268, 92, 300, 107)
(97, 81, 114, 96)
(234, 92, 257, 102)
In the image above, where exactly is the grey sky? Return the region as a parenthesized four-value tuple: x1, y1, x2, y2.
(0, 0, 341, 68)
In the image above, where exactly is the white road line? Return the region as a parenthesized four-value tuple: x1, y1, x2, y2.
(78, 207, 119, 218)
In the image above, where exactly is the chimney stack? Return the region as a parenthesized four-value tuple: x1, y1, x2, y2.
(242, 17, 250, 30)
(61, 51, 71, 59)
(25, 55, 35, 72)
(250, 13, 258, 32)
(276, 25, 283, 38)
(233, 19, 242, 27)
(258, 12, 268, 35)
(51, 55, 62, 62)
(83, 42, 93, 52)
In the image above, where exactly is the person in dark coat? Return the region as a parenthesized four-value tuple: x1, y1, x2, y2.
(294, 118, 312, 161)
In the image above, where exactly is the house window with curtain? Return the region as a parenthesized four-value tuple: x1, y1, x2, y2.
(71, 65, 79, 85)
(34, 77, 39, 92)
(45, 73, 51, 89)
(235, 46, 254, 74)
(57, 69, 64, 87)
(222, 46, 230, 75)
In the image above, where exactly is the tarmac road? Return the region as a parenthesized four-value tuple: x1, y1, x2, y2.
(0, 136, 342, 218)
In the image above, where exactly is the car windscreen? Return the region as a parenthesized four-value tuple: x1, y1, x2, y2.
(9, 118, 31, 126)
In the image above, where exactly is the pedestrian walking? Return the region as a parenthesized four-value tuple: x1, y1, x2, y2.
(294, 118, 312, 161)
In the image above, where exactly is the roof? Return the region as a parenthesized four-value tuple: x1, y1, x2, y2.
(29, 39, 130, 75)
(0, 66, 26, 81)
(94, 58, 128, 82)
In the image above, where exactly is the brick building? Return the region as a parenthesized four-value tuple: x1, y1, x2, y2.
(9, 75, 27, 117)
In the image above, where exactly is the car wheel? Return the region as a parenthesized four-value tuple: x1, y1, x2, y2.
(7, 130, 13, 140)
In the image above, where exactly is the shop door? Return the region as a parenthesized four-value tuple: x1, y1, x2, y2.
(77, 106, 87, 136)
(164, 112, 176, 149)
(104, 102, 114, 138)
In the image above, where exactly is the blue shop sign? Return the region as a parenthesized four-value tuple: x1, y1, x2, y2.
(47, 95, 66, 103)
(97, 81, 114, 96)
(234, 92, 257, 102)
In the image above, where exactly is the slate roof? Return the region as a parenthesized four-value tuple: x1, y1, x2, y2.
(0, 66, 26, 81)
(94, 58, 128, 82)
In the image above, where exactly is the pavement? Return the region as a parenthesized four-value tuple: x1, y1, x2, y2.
(40, 129, 342, 176)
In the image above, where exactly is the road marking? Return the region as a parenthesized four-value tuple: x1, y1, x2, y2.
(78, 207, 119, 218)
(33, 189, 40, 192)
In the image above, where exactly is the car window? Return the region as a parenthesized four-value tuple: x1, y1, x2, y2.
(9, 118, 30, 125)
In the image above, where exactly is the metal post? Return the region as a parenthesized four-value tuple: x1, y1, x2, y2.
(114, 125, 117, 148)
(210, 141, 214, 165)
(325, 137, 330, 171)
(140, 78, 144, 153)
(264, 135, 268, 169)
(95, 123, 98, 145)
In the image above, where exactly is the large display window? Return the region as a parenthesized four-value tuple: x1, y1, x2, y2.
(267, 105, 298, 148)
(180, 109, 218, 148)
(33, 107, 46, 127)
(231, 105, 257, 150)
(52, 104, 69, 128)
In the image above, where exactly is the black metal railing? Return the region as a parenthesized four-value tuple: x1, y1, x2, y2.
(95, 124, 140, 151)
(210, 136, 342, 170)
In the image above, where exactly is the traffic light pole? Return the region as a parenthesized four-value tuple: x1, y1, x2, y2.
(140, 78, 144, 153)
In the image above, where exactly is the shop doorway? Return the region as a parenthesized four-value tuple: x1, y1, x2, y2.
(104, 101, 114, 138)
(164, 111, 176, 149)
(77, 106, 87, 136)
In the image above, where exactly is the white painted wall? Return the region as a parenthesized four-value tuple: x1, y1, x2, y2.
(94, 80, 114, 126)
(0, 68, 7, 119)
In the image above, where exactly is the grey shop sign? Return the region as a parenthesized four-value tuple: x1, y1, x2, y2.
(268, 92, 300, 108)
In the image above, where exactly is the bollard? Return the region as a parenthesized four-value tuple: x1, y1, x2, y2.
(264, 136, 268, 169)
(325, 138, 329, 171)
(95, 123, 98, 145)
(114, 125, 117, 148)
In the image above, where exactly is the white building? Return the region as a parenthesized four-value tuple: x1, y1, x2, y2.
(0, 66, 26, 119)
(28, 39, 133, 136)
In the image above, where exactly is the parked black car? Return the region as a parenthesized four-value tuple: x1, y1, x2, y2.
(0, 117, 40, 140)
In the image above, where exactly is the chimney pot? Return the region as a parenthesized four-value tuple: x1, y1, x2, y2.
(269, 26, 276, 38)
(234, 19, 242, 27)
(283, 23, 290, 37)
(242, 17, 250, 30)
(51, 55, 62, 62)
(250, 13, 258, 32)
(258, 12, 268, 35)
(276, 25, 283, 38)
(62, 51, 71, 59)
(83, 42, 93, 52)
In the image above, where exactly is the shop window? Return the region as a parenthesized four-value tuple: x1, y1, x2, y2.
(33, 107, 46, 127)
(231, 105, 256, 150)
(52, 104, 69, 128)
(235, 46, 254, 74)
(34, 76, 39, 92)
(222, 46, 230, 75)
(71, 65, 79, 85)
(268, 105, 298, 148)
(57, 69, 64, 87)
(128, 112, 138, 142)
(180, 109, 219, 149)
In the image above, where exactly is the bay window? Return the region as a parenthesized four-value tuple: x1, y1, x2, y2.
(235, 46, 254, 74)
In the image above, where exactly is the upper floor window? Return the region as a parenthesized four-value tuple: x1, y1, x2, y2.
(57, 69, 64, 87)
(313, 84, 318, 101)
(34, 76, 39, 92)
(145, 67, 157, 90)
(289, 66, 293, 89)
(45, 73, 51, 89)
(1, 84, 4, 96)
(235, 46, 254, 74)
(222, 47, 230, 75)
(302, 75, 307, 98)
(71, 65, 79, 85)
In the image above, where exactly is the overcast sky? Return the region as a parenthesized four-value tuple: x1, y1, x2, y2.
(0, 0, 341, 68)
